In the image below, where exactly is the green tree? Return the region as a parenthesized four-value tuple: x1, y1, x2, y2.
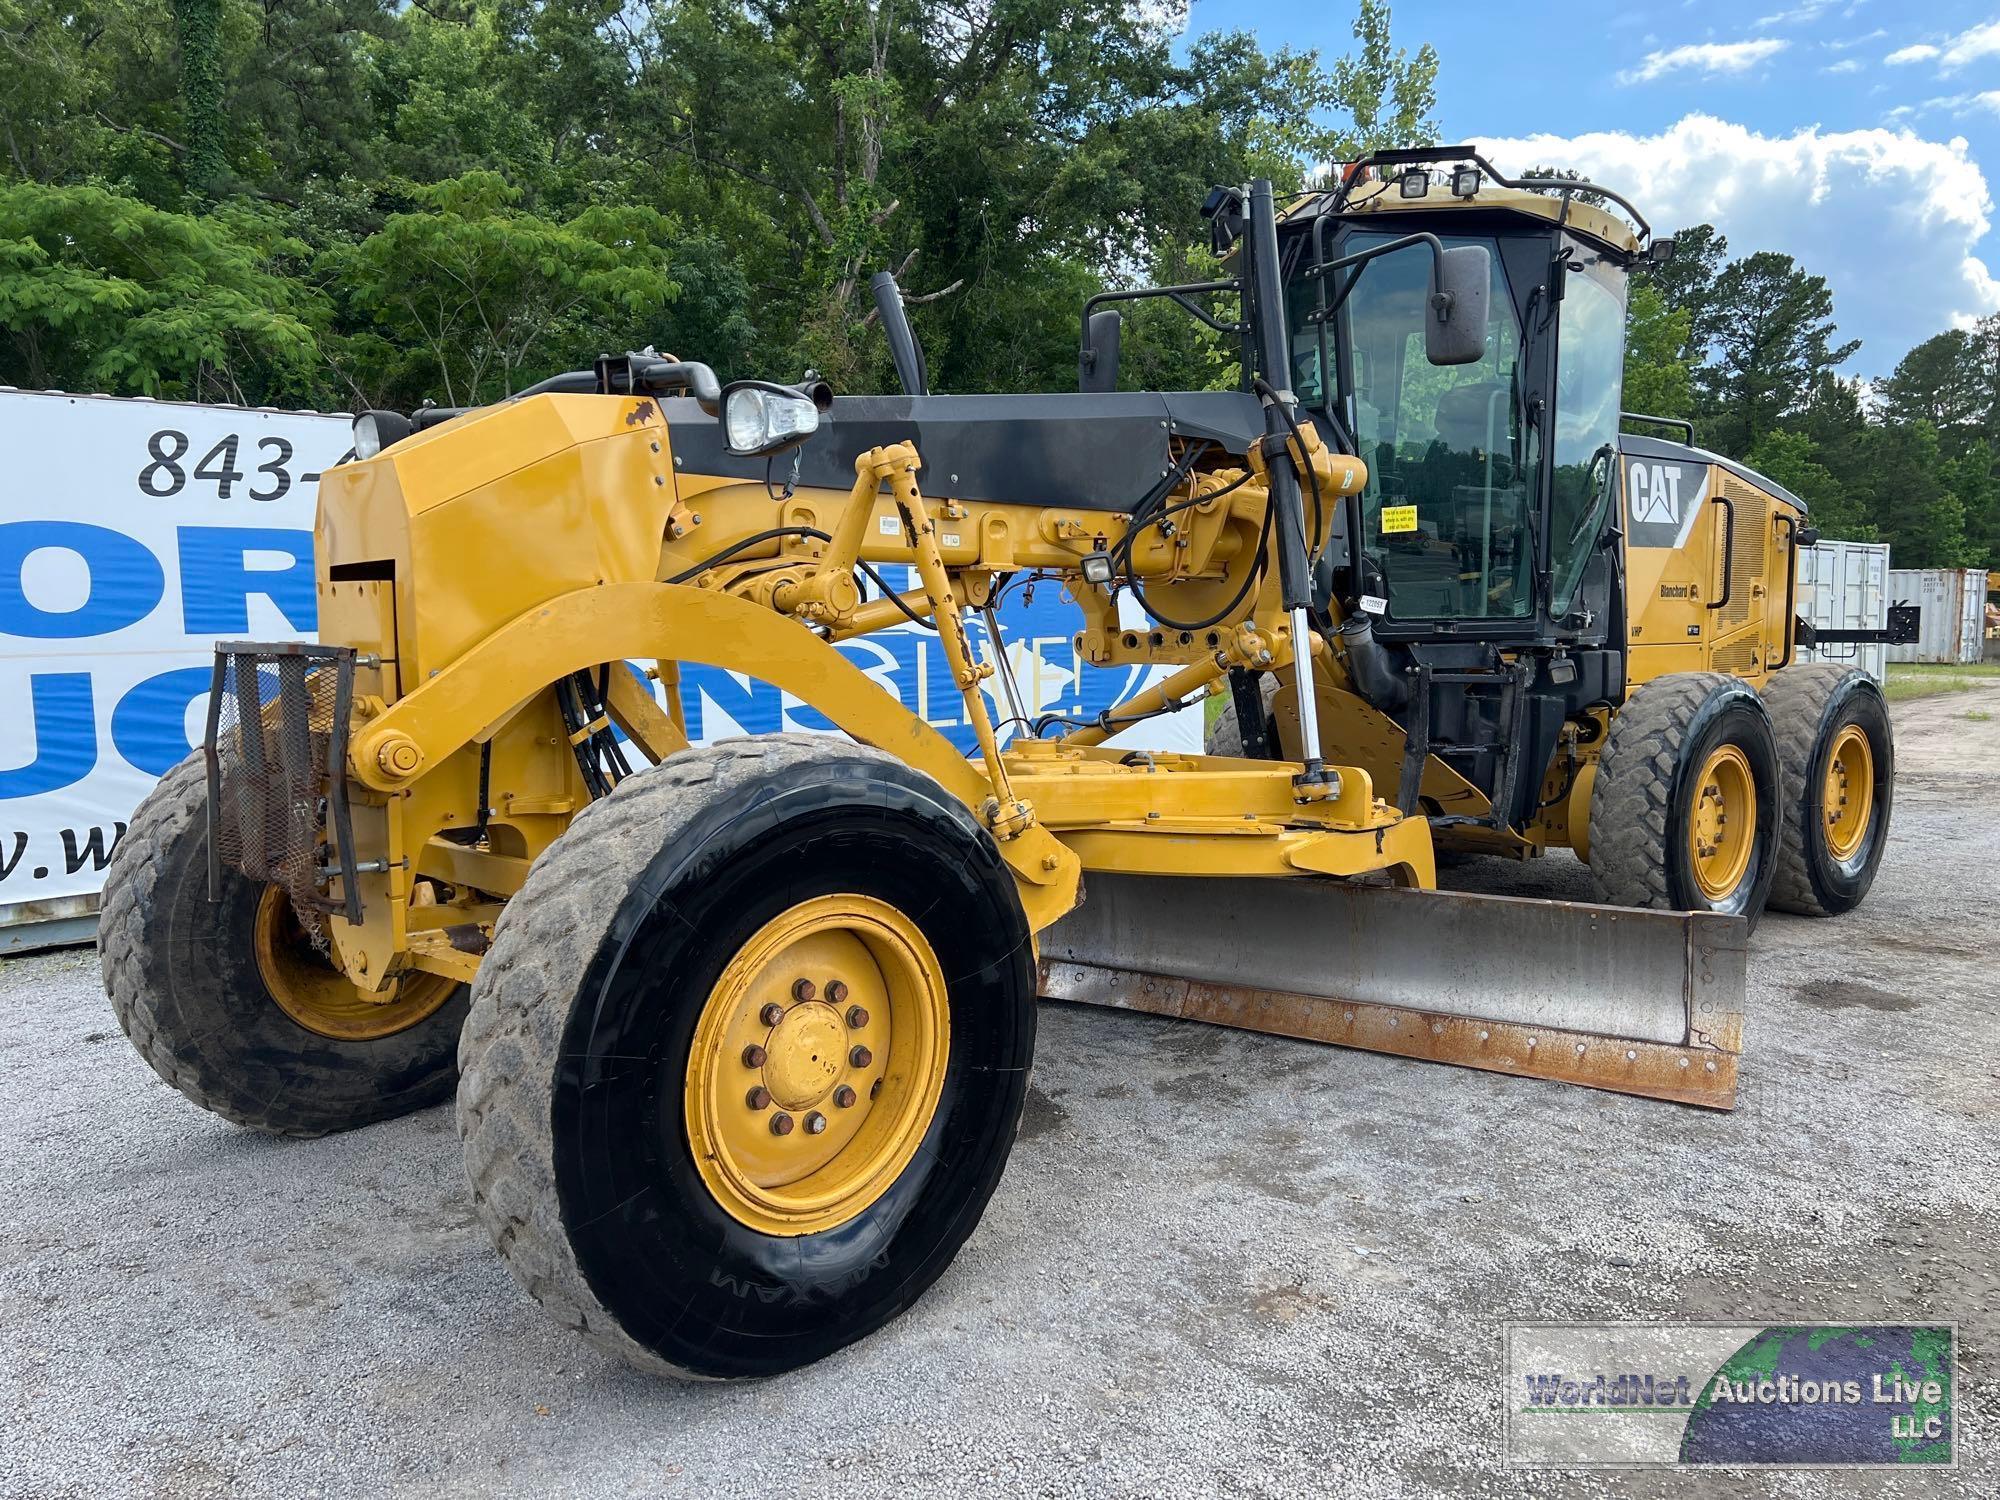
(1876, 328, 1987, 458)
(1697, 251, 1858, 455)
(1855, 421, 1977, 569)
(1621, 281, 1695, 422)
(171, 0, 224, 193)
(1326, 0, 1438, 157)
(1944, 439, 1999, 569)
(323, 171, 682, 406)
(0, 181, 324, 398)
(1744, 428, 1872, 540)
(1635, 221, 1727, 364)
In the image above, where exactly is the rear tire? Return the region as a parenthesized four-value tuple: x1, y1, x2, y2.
(1762, 663, 1893, 916)
(457, 734, 1036, 1379)
(99, 754, 470, 1137)
(1589, 673, 1781, 924)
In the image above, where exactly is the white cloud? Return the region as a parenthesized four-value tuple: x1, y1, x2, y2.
(1924, 90, 2000, 119)
(1758, 0, 1835, 25)
(1618, 39, 1789, 83)
(1938, 18, 2000, 71)
(1823, 57, 1864, 73)
(1827, 28, 1886, 50)
(1473, 115, 2000, 371)
(1884, 19, 2000, 72)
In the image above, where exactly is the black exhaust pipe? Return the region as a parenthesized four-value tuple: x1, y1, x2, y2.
(870, 271, 930, 396)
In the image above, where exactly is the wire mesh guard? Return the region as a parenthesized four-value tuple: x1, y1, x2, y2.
(204, 643, 362, 944)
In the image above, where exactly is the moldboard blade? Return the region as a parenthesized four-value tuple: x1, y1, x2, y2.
(1036, 874, 1744, 1109)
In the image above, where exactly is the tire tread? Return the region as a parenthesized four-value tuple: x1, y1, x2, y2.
(456, 733, 922, 1379)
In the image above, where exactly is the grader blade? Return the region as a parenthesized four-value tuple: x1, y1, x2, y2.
(1037, 874, 1745, 1110)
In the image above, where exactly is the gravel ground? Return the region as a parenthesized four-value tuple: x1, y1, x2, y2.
(3, 684, 1996, 1499)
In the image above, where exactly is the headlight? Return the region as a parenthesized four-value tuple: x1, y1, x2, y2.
(721, 382, 821, 457)
(352, 410, 413, 460)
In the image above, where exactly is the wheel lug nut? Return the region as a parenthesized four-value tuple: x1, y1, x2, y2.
(792, 978, 817, 1003)
(845, 1005, 870, 1029)
(826, 979, 849, 1004)
(760, 1003, 784, 1027)
(805, 1111, 828, 1134)
(742, 1043, 768, 1067)
(849, 1045, 872, 1068)
(746, 1085, 771, 1109)
(770, 1112, 794, 1136)
(834, 1085, 857, 1108)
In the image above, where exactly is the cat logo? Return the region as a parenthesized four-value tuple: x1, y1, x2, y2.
(1629, 461, 1684, 525)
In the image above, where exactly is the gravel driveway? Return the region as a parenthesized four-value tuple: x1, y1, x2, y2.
(4, 684, 1996, 1499)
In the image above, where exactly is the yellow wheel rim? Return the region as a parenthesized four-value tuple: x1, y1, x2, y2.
(1687, 744, 1757, 902)
(1821, 723, 1875, 862)
(685, 893, 949, 1238)
(253, 885, 457, 1041)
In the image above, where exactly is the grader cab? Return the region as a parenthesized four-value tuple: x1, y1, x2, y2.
(100, 151, 1894, 1379)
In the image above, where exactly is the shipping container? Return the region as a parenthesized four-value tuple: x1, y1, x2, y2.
(1887, 567, 1987, 665)
(1794, 539, 1890, 684)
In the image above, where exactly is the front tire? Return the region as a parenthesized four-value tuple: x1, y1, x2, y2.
(1762, 663, 1893, 916)
(457, 735, 1036, 1379)
(1589, 673, 1781, 924)
(99, 754, 470, 1137)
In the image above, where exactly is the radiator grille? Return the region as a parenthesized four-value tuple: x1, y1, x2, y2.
(1717, 474, 1768, 632)
(204, 643, 362, 943)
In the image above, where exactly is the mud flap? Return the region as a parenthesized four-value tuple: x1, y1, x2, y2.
(1036, 874, 1745, 1110)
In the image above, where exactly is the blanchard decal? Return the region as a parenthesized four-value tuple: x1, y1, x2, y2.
(1625, 459, 1711, 552)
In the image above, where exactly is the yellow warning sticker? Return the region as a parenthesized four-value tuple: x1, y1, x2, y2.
(1381, 505, 1418, 534)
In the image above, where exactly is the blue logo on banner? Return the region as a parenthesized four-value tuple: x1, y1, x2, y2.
(5, 542, 1147, 794)
(3, 524, 318, 796)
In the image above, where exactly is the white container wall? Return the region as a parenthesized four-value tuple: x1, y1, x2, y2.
(1795, 539, 1890, 683)
(1886, 567, 1986, 665)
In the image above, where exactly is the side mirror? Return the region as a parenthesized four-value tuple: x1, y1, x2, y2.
(1795, 524, 1821, 548)
(1425, 244, 1490, 366)
(720, 380, 820, 457)
(1080, 309, 1122, 393)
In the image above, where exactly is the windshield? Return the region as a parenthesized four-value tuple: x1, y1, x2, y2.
(1331, 232, 1529, 621)
(1547, 246, 1627, 615)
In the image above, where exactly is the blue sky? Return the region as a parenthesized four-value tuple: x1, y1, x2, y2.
(1184, 0, 2000, 375)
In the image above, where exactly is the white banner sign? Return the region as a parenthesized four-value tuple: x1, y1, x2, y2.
(1, 392, 346, 911)
(2, 390, 1198, 923)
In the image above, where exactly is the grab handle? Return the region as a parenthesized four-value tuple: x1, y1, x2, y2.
(1707, 495, 1735, 611)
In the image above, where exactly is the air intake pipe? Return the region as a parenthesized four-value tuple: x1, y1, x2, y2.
(1335, 613, 1409, 712)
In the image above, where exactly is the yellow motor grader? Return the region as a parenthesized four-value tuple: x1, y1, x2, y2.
(98, 151, 1898, 1379)
(1203, 147, 1906, 927)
